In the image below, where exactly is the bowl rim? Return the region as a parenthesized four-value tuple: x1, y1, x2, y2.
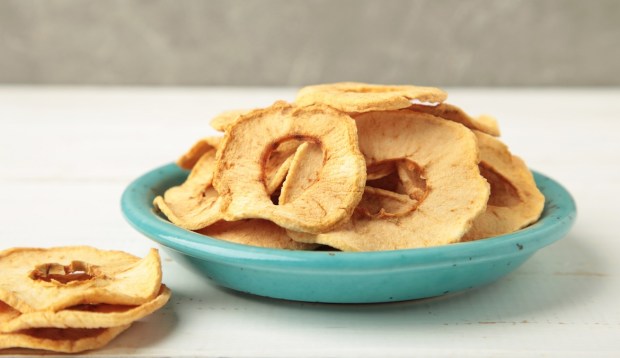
(121, 163, 576, 269)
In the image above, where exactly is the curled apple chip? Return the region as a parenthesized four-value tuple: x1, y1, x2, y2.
(0, 286, 170, 332)
(264, 138, 304, 195)
(154, 149, 224, 230)
(408, 103, 500, 136)
(280, 147, 419, 223)
(0, 324, 131, 353)
(355, 186, 419, 219)
(289, 111, 489, 251)
(210, 109, 252, 132)
(156, 140, 301, 230)
(295, 82, 447, 113)
(177, 136, 222, 170)
(278, 141, 323, 205)
(213, 102, 366, 234)
(462, 131, 544, 241)
(0, 247, 162, 313)
(196, 220, 316, 250)
(366, 161, 397, 180)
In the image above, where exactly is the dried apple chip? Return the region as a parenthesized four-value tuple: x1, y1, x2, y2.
(210, 109, 252, 132)
(196, 220, 316, 250)
(0, 286, 170, 332)
(156, 141, 301, 230)
(210, 102, 289, 132)
(264, 138, 304, 195)
(281, 150, 418, 220)
(0, 324, 130, 353)
(265, 156, 293, 196)
(366, 161, 397, 180)
(364, 160, 427, 200)
(0, 247, 162, 313)
(461, 131, 544, 241)
(177, 136, 222, 170)
(289, 111, 489, 251)
(355, 186, 419, 219)
(278, 141, 323, 205)
(213, 102, 366, 234)
(295, 82, 447, 113)
(394, 160, 428, 201)
(408, 103, 500, 136)
(154, 149, 224, 230)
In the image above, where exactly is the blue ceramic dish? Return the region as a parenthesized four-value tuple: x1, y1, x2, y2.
(121, 163, 576, 303)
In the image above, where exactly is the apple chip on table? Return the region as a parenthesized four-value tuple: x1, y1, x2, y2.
(0, 246, 170, 353)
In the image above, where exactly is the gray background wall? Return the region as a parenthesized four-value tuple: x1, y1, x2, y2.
(1, 0, 618, 86)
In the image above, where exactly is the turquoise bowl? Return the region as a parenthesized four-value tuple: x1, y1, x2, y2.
(121, 163, 576, 303)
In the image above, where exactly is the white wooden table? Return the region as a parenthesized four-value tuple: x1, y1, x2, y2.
(1, 87, 618, 357)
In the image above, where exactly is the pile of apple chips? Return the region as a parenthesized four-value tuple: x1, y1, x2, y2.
(155, 82, 544, 252)
(0, 247, 169, 353)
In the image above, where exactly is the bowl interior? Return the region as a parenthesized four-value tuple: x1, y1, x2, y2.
(121, 163, 576, 302)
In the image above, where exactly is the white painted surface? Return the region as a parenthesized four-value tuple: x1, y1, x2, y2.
(0, 87, 618, 357)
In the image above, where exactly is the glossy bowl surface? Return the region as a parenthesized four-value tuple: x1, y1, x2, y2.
(121, 163, 576, 303)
